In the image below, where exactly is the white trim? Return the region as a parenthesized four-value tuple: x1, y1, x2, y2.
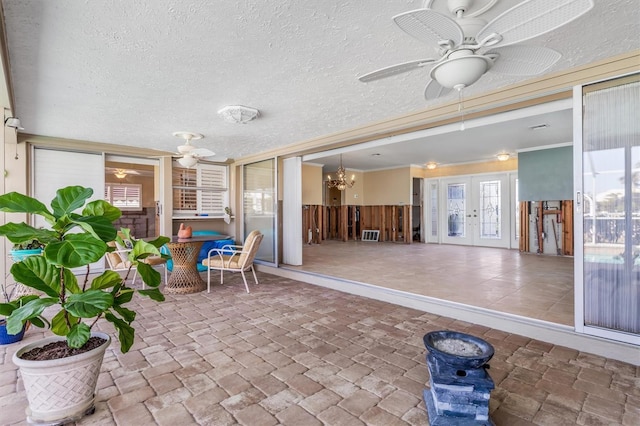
(105, 155, 159, 166)
(573, 84, 585, 334)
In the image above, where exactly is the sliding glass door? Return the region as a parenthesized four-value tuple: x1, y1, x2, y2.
(242, 158, 277, 265)
(575, 74, 640, 343)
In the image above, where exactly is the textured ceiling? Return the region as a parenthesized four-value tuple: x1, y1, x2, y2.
(2, 0, 639, 170)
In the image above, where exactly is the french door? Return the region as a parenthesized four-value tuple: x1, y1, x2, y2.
(440, 174, 511, 248)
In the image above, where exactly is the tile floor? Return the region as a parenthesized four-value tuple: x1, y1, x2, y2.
(1, 272, 637, 425)
(289, 241, 574, 326)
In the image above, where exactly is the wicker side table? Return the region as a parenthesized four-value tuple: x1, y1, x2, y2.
(165, 240, 206, 294)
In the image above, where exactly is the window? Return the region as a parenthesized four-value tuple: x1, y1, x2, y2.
(105, 183, 142, 211)
(173, 163, 228, 217)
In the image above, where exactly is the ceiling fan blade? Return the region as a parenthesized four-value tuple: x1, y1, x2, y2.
(393, 8, 464, 47)
(192, 148, 216, 157)
(359, 59, 436, 82)
(476, 0, 594, 48)
(487, 45, 561, 76)
(424, 79, 452, 100)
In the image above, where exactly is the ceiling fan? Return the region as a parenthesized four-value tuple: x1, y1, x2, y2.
(172, 131, 218, 168)
(359, 0, 594, 100)
(106, 168, 141, 179)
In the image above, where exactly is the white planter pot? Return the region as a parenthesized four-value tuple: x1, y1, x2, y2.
(12, 331, 111, 425)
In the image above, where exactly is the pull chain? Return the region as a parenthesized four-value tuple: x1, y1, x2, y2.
(457, 87, 466, 131)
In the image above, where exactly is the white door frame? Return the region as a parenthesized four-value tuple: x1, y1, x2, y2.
(436, 171, 513, 248)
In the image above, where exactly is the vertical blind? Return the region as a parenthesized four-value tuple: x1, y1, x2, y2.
(582, 77, 640, 335)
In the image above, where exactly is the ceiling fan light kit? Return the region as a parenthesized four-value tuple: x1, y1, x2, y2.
(177, 155, 198, 168)
(359, 0, 594, 100)
(430, 50, 494, 89)
(172, 131, 216, 167)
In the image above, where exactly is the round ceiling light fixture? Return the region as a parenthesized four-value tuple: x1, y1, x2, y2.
(496, 153, 510, 161)
(218, 105, 260, 124)
(426, 162, 438, 170)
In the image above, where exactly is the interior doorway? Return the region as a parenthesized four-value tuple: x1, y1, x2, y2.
(105, 156, 160, 239)
(439, 173, 511, 248)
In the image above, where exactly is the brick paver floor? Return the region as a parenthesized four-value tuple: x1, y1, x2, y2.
(1, 273, 638, 425)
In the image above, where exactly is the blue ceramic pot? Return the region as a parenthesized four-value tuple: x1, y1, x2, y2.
(0, 319, 27, 345)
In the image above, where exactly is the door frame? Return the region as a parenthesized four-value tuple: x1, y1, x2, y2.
(439, 172, 512, 248)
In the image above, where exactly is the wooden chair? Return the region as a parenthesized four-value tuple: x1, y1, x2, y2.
(202, 230, 264, 293)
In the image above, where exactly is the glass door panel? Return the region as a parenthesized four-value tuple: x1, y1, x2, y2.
(447, 183, 466, 237)
(479, 180, 501, 240)
(243, 158, 277, 265)
(441, 179, 473, 245)
(578, 76, 639, 342)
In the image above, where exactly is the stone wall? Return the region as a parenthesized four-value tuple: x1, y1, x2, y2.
(114, 208, 156, 238)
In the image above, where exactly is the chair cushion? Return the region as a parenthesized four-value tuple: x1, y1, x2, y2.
(202, 255, 242, 270)
(115, 241, 131, 263)
(143, 256, 166, 266)
(112, 259, 134, 270)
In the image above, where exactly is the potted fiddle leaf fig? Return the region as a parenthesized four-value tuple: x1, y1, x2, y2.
(0, 185, 169, 424)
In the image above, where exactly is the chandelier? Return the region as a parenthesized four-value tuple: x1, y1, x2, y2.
(327, 155, 355, 191)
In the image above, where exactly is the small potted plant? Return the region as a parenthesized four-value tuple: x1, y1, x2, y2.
(9, 238, 44, 261)
(0, 185, 169, 424)
(0, 286, 45, 345)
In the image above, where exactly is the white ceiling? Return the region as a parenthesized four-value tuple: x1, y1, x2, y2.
(2, 1, 639, 171)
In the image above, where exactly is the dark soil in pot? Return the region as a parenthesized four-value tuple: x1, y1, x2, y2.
(19, 336, 107, 361)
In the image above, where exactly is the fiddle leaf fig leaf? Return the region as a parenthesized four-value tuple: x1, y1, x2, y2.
(0, 222, 57, 245)
(65, 290, 114, 318)
(91, 270, 123, 290)
(50, 186, 93, 218)
(10, 257, 60, 297)
(138, 288, 165, 302)
(146, 236, 170, 249)
(72, 215, 118, 243)
(105, 312, 135, 353)
(51, 310, 79, 336)
(0, 191, 55, 222)
(67, 323, 91, 349)
(83, 200, 122, 222)
(6, 298, 57, 334)
(45, 233, 107, 268)
(136, 262, 161, 288)
(112, 304, 136, 323)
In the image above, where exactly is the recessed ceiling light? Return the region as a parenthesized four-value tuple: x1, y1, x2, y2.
(529, 124, 549, 130)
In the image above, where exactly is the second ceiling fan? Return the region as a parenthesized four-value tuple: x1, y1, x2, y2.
(359, 0, 594, 100)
